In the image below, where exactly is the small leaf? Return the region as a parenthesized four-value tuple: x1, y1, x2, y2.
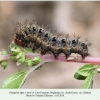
(32, 56, 41, 66)
(10, 45, 22, 55)
(25, 59, 33, 66)
(25, 48, 33, 53)
(96, 67, 100, 73)
(74, 72, 86, 80)
(82, 73, 96, 89)
(17, 52, 25, 63)
(1, 61, 8, 69)
(1, 49, 7, 55)
(9, 43, 18, 51)
(18, 58, 25, 63)
(1, 71, 28, 89)
(25, 57, 41, 67)
(76, 64, 95, 77)
(16, 52, 25, 59)
(10, 55, 16, 60)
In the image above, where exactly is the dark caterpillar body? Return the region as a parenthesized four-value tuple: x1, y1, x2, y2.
(14, 20, 91, 59)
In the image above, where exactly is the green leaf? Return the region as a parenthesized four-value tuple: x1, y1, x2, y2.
(32, 56, 41, 66)
(1, 49, 7, 55)
(18, 58, 25, 63)
(25, 48, 33, 53)
(25, 59, 33, 66)
(1, 71, 28, 89)
(10, 55, 16, 60)
(82, 73, 96, 89)
(9, 44, 22, 55)
(25, 57, 41, 67)
(18, 66, 28, 72)
(0, 50, 8, 69)
(17, 52, 25, 63)
(16, 52, 23, 59)
(96, 67, 100, 73)
(1, 61, 8, 69)
(74, 72, 86, 80)
(76, 64, 95, 77)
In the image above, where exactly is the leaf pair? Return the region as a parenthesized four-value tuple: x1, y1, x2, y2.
(74, 64, 97, 89)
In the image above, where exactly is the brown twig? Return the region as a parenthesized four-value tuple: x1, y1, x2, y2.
(0, 53, 100, 64)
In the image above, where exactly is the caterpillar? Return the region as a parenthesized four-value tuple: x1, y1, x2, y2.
(13, 20, 91, 59)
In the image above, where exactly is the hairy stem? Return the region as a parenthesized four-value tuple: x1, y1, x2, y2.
(0, 53, 100, 64)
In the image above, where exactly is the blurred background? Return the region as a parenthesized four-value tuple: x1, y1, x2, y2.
(0, 1, 100, 88)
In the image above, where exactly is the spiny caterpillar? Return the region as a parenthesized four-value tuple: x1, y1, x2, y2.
(13, 20, 91, 59)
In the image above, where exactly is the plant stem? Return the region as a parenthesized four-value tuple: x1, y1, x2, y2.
(27, 61, 45, 76)
(1, 53, 100, 64)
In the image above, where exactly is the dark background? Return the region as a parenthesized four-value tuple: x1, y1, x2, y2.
(0, 1, 100, 88)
